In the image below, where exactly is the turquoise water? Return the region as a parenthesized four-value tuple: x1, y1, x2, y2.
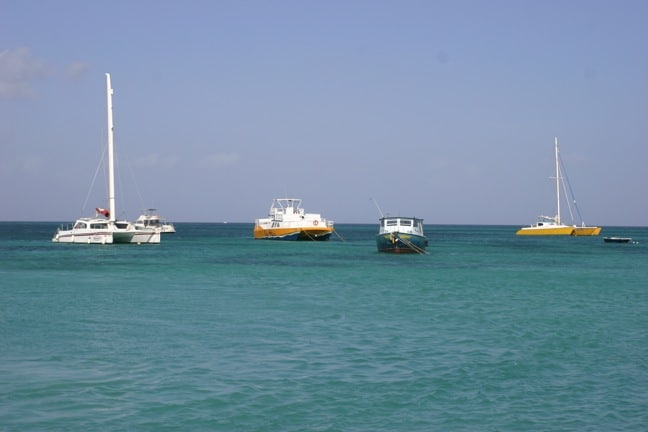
(1, 222, 647, 431)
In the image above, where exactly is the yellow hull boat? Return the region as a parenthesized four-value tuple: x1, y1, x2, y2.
(516, 224, 575, 236)
(516, 137, 601, 237)
(572, 226, 602, 236)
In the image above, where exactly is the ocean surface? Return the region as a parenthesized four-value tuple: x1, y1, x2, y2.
(1, 222, 647, 431)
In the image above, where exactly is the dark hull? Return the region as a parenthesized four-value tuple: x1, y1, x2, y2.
(603, 237, 632, 243)
(256, 230, 332, 241)
(376, 233, 427, 253)
(296, 231, 332, 241)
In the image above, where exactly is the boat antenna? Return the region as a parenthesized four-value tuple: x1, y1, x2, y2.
(370, 197, 384, 218)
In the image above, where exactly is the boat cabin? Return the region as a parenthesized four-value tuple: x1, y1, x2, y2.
(74, 220, 109, 230)
(379, 217, 424, 235)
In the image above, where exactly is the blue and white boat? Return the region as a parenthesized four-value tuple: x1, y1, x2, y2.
(376, 216, 428, 254)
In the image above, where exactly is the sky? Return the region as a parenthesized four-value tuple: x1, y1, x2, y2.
(1, 0, 647, 225)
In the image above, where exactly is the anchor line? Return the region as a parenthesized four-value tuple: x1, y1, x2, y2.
(395, 234, 427, 255)
(302, 230, 316, 241)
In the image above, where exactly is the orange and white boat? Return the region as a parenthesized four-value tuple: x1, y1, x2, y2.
(254, 198, 334, 240)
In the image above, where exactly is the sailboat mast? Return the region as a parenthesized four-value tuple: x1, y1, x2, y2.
(554, 137, 560, 225)
(106, 73, 116, 223)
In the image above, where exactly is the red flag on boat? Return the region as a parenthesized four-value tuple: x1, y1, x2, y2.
(96, 207, 110, 217)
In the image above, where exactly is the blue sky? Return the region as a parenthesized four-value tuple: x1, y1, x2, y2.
(1, 0, 646, 225)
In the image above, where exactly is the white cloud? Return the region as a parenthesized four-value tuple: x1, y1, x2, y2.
(201, 152, 239, 168)
(0, 47, 48, 98)
(65, 61, 91, 79)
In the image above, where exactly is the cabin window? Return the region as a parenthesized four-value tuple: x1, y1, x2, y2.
(74, 222, 87, 229)
(386, 220, 397, 226)
(400, 220, 412, 226)
(90, 223, 108, 229)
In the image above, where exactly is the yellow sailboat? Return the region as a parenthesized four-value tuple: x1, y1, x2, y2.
(516, 138, 601, 236)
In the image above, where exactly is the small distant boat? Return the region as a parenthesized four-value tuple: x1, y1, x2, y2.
(135, 209, 176, 233)
(376, 216, 428, 254)
(254, 198, 334, 240)
(517, 137, 601, 236)
(52, 73, 160, 244)
(603, 237, 632, 243)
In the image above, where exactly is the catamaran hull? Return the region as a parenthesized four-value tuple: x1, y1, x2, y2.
(52, 231, 114, 244)
(376, 233, 427, 253)
(515, 226, 575, 236)
(253, 226, 333, 241)
(572, 226, 602, 236)
(52, 229, 160, 244)
(113, 230, 161, 244)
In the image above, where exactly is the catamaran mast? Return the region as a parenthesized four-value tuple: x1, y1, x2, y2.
(554, 137, 561, 225)
(106, 73, 116, 223)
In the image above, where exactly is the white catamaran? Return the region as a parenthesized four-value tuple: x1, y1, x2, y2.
(52, 73, 161, 244)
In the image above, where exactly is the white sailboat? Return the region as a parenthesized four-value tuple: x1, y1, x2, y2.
(516, 137, 601, 236)
(52, 73, 161, 244)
